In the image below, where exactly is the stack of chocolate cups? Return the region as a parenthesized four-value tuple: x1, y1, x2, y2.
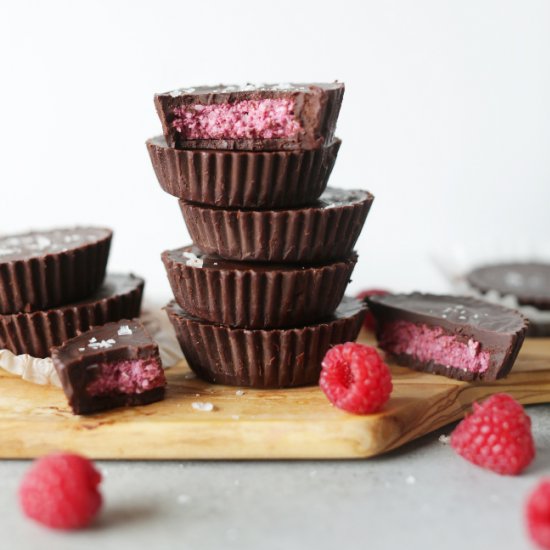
(147, 82, 372, 388)
(0, 228, 144, 358)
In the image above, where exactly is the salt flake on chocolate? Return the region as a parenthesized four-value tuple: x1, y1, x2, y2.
(117, 325, 133, 336)
(183, 251, 204, 268)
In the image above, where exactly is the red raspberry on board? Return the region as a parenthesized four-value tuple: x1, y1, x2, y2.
(19, 453, 102, 530)
(450, 393, 535, 475)
(356, 289, 389, 332)
(526, 479, 550, 549)
(320, 342, 393, 414)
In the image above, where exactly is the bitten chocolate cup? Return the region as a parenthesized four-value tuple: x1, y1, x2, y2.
(0, 274, 144, 358)
(0, 227, 112, 314)
(154, 82, 344, 151)
(162, 245, 358, 329)
(52, 319, 166, 415)
(179, 188, 374, 263)
(165, 296, 366, 388)
(146, 136, 341, 208)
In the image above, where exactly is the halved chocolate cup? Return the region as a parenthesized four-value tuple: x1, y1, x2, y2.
(147, 136, 340, 208)
(0, 227, 112, 314)
(154, 82, 344, 151)
(165, 296, 366, 388)
(0, 274, 144, 358)
(162, 245, 357, 329)
(52, 319, 165, 415)
(179, 187, 374, 263)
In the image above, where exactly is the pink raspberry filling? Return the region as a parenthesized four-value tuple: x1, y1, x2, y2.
(86, 359, 166, 397)
(379, 321, 491, 374)
(172, 98, 302, 140)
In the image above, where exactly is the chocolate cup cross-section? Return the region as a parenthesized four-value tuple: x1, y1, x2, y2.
(154, 82, 344, 151)
(52, 319, 166, 415)
(367, 293, 529, 381)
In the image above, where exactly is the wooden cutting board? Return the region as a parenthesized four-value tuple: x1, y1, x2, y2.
(1, 334, 550, 460)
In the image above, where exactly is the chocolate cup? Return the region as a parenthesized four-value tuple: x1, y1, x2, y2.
(0, 227, 112, 314)
(165, 296, 366, 388)
(52, 319, 165, 415)
(0, 274, 144, 358)
(146, 136, 340, 208)
(162, 245, 358, 329)
(179, 187, 374, 263)
(154, 82, 344, 151)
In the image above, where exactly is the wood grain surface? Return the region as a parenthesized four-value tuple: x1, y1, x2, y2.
(1, 334, 549, 460)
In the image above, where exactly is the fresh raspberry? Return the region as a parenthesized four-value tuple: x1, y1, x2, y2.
(356, 289, 389, 331)
(19, 453, 102, 530)
(526, 479, 550, 549)
(320, 342, 392, 414)
(450, 393, 535, 475)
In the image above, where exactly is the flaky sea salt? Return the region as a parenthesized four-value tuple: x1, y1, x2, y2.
(117, 325, 133, 336)
(88, 338, 116, 350)
(438, 434, 451, 445)
(183, 251, 204, 268)
(192, 401, 214, 412)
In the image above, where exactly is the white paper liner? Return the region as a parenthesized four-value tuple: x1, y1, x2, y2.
(0, 303, 184, 387)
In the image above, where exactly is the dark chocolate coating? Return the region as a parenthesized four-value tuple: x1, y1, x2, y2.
(0, 274, 144, 358)
(146, 136, 341, 208)
(165, 296, 366, 388)
(162, 245, 357, 329)
(367, 293, 529, 381)
(52, 319, 165, 415)
(179, 188, 374, 263)
(467, 263, 550, 311)
(154, 82, 344, 151)
(0, 227, 112, 314)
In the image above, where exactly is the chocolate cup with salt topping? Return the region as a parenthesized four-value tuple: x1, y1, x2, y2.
(52, 319, 165, 415)
(0, 227, 112, 314)
(154, 82, 344, 151)
(0, 274, 144, 358)
(165, 296, 366, 389)
(162, 245, 358, 329)
(146, 136, 341, 209)
(367, 293, 529, 382)
(179, 187, 374, 263)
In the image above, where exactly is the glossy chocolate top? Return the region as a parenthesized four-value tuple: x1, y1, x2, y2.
(0, 227, 112, 262)
(159, 82, 344, 99)
(467, 263, 550, 309)
(163, 245, 358, 272)
(53, 319, 156, 366)
(368, 293, 528, 335)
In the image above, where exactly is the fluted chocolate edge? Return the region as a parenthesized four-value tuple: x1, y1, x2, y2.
(179, 192, 374, 263)
(165, 298, 366, 388)
(0, 275, 144, 358)
(0, 231, 112, 314)
(162, 249, 357, 329)
(146, 137, 340, 208)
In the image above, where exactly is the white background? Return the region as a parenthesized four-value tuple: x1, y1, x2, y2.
(1, 0, 549, 303)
